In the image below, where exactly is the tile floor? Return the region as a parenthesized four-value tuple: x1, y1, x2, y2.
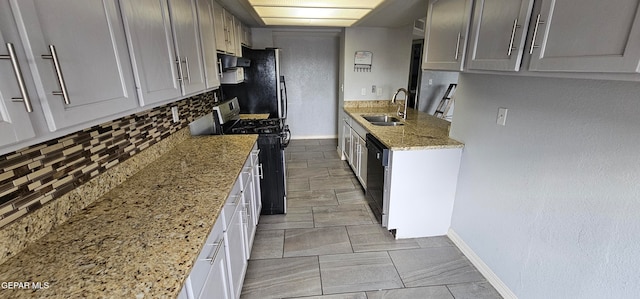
(240, 139, 502, 299)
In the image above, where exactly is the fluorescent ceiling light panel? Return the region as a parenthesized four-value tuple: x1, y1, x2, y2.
(249, 0, 385, 27)
(262, 18, 356, 27)
(253, 7, 370, 19)
(249, 0, 384, 9)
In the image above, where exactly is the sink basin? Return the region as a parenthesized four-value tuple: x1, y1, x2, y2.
(362, 115, 404, 126)
(369, 121, 404, 126)
(362, 115, 402, 123)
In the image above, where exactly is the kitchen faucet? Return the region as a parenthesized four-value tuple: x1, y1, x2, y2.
(392, 88, 409, 119)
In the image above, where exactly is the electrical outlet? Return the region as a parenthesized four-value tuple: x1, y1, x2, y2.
(428, 79, 433, 85)
(497, 107, 508, 126)
(171, 106, 179, 123)
(376, 87, 383, 96)
(361, 88, 366, 96)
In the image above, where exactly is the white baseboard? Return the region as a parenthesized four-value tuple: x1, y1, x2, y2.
(448, 229, 518, 299)
(290, 135, 337, 140)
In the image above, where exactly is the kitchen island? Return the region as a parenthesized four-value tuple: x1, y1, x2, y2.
(342, 103, 464, 238)
(0, 134, 257, 298)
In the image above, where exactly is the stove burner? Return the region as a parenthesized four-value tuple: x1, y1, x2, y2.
(227, 118, 283, 134)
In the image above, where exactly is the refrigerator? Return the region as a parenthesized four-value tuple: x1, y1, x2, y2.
(221, 47, 287, 121)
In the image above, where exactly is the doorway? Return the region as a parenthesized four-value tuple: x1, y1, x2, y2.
(407, 39, 424, 110)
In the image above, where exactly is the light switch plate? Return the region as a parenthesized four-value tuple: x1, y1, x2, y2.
(171, 106, 179, 123)
(497, 107, 508, 126)
(361, 88, 367, 95)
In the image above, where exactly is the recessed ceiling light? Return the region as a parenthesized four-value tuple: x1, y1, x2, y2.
(248, 0, 385, 27)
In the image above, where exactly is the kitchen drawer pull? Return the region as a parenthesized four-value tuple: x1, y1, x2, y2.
(229, 195, 241, 205)
(529, 14, 545, 54)
(41, 45, 70, 105)
(507, 19, 520, 56)
(258, 164, 264, 179)
(454, 32, 461, 60)
(183, 56, 191, 84)
(204, 237, 224, 265)
(176, 57, 184, 82)
(1, 43, 33, 112)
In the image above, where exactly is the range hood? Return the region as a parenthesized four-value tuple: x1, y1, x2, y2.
(219, 54, 250, 71)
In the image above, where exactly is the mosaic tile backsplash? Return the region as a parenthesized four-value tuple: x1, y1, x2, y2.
(0, 91, 215, 229)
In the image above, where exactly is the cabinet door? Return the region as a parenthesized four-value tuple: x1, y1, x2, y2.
(120, 0, 182, 106)
(0, 32, 36, 147)
(250, 148, 262, 223)
(196, 0, 221, 90)
(168, 0, 206, 95)
(422, 0, 474, 71)
(199, 238, 231, 299)
(342, 120, 352, 162)
(233, 16, 243, 55)
(467, 0, 534, 71)
(357, 135, 367, 188)
(529, 0, 640, 73)
(225, 204, 247, 299)
(224, 10, 237, 55)
(241, 167, 257, 258)
(10, 0, 137, 131)
(212, 1, 228, 53)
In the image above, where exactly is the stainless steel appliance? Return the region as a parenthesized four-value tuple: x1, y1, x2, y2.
(190, 98, 290, 214)
(366, 134, 389, 225)
(221, 47, 287, 120)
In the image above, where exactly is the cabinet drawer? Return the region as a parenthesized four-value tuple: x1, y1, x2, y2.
(222, 179, 242, 229)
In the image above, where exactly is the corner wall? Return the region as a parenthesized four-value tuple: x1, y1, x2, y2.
(449, 73, 640, 299)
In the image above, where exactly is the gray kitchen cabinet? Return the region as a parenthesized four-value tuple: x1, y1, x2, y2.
(212, 1, 237, 55)
(168, 0, 207, 95)
(0, 31, 35, 147)
(528, 0, 640, 73)
(422, 0, 474, 71)
(467, 0, 535, 71)
(120, 0, 182, 106)
(196, 0, 221, 90)
(9, 0, 138, 131)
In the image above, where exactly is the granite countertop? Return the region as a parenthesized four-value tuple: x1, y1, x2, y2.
(239, 113, 270, 120)
(0, 135, 258, 298)
(344, 105, 463, 150)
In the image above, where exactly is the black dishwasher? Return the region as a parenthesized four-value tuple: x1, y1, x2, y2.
(366, 134, 389, 224)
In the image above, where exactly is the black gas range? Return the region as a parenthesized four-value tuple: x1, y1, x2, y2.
(195, 98, 289, 215)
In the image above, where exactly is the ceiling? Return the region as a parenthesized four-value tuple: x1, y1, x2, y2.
(216, 0, 428, 28)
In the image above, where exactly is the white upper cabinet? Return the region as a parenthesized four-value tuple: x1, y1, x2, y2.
(422, 0, 473, 71)
(528, 0, 640, 73)
(168, 0, 207, 95)
(467, 0, 535, 71)
(0, 31, 35, 147)
(10, 0, 138, 131)
(196, 0, 221, 90)
(212, 1, 228, 53)
(120, 0, 182, 106)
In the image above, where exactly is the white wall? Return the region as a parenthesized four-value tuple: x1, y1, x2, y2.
(449, 73, 640, 299)
(343, 26, 413, 101)
(272, 32, 340, 139)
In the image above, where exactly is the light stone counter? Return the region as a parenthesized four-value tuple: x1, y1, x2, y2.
(0, 134, 258, 298)
(239, 113, 270, 120)
(343, 105, 463, 150)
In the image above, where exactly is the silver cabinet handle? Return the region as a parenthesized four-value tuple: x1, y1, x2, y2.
(454, 32, 461, 61)
(1, 43, 33, 112)
(217, 58, 223, 78)
(204, 237, 224, 265)
(175, 57, 184, 82)
(507, 19, 520, 56)
(183, 56, 191, 84)
(41, 45, 70, 105)
(529, 14, 545, 54)
(230, 194, 241, 205)
(258, 164, 263, 179)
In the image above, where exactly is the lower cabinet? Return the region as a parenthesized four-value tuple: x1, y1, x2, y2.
(341, 114, 367, 188)
(181, 142, 261, 299)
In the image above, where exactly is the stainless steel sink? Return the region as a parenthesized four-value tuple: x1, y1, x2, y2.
(362, 115, 404, 126)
